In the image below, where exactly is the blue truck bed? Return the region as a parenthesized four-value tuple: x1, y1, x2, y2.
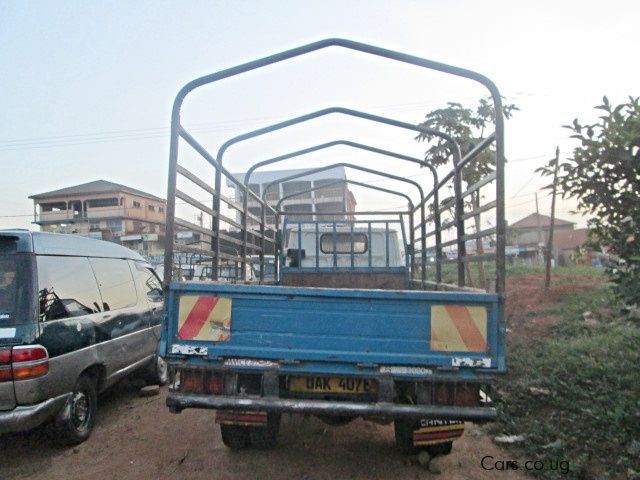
(163, 282, 504, 422)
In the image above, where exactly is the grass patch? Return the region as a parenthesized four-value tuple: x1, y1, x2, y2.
(488, 285, 640, 479)
(433, 262, 605, 286)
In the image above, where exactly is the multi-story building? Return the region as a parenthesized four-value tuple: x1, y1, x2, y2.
(29, 180, 167, 256)
(227, 167, 356, 229)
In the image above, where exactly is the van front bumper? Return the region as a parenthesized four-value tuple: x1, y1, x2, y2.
(0, 393, 71, 435)
(167, 392, 497, 422)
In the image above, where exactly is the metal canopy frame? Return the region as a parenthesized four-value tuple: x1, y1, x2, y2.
(244, 140, 440, 281)
(165, 38, 505, 295)
(215, 109, 459, 283)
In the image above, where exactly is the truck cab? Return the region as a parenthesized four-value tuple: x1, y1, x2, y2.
(281, 221, 409, 289)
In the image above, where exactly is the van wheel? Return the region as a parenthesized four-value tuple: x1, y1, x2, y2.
(248, 413, 280, 449)
(55, 375, 97, 445)
(394, 419, 420, 455)
(220, 425, 250, 450)
(145, 355, 168, 386)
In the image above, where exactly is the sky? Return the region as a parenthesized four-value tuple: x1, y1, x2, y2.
(1, 0, 638, 232)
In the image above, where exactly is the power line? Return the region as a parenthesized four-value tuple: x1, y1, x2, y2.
(0, 95, 528, 152)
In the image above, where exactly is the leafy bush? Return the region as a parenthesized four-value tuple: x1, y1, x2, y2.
(538, 97, 640, 306)
(489, 286, 640, 478)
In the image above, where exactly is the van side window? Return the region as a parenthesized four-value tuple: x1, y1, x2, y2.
(37, 256, 102, 321)
(131, 261, 163, 302)
(89, 258, 137, 311)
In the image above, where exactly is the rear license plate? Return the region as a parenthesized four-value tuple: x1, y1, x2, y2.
(288, 376, 376, 394)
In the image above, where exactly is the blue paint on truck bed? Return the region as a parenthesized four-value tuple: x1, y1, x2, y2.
(163, 282, 505, 376)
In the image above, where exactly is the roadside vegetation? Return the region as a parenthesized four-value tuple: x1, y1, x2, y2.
(487, 266, 640, 479)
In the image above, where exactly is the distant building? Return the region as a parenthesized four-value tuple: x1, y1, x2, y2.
(507, 212, 587, 264)
(227, 167, 357, 230)
(29, 180, 166, 256)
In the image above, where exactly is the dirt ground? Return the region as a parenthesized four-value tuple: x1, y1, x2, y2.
(0, 378, 531, 480)
(504, 272, 605, 341)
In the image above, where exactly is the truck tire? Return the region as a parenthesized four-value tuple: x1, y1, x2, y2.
(427, 441, 453, 456)
(55, 374, 98, 445)
(394, 419, 420, 455)
(220, 425, 250, 450)
(317, 415, 355, 426)
(248, 413, 281, 449)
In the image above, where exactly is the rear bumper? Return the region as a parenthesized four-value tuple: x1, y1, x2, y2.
(166, 392, 497, 422)
(0, 393, 71, 435)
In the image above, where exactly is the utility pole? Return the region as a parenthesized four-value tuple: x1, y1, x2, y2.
(545, 147, 560, 289)
(535, 192, 544, 264)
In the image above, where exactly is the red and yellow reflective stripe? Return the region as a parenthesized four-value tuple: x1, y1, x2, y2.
(177, 296, 232, 342)
(431, 305, 488, 352)
(413, 423, 465, 446)
(215, 411, 267, 426)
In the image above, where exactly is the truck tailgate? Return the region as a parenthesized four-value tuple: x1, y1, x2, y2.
(164, 283, 504, 372)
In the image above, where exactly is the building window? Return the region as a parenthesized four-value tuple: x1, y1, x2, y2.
(282, 181, 312, 199)
(40, 202, 67, 212)
(148, 205, 155, 212)
(106, 219, 123, 233)
(315, 201, 346, 221)
(159, 207, 164, 213)
(89, 222, 101, 230)
(263, 184, 280, 202)
(132, 201, 141, 208)
(87, 198, 118, 208)
(283, 203, 313, 222)
(314, 179, 345, 199)
(247, 183, 261, 200)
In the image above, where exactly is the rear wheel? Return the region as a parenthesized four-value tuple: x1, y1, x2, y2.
(144, 355, 168, 386)
(427, 441, 453, 456)
(55, 374, 98, 445)
(394, 419, 420, 455)
(220, 425, 250, 450)
(248, 413, 281, 449)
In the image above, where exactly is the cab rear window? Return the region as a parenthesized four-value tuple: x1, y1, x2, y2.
(319, 233, 368, 254)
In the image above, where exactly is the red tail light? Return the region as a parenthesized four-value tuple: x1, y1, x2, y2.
(179, 369, 225, 394)
(180, 369, 203, 393)
(207, 373, 224, 394)
(0, 349, 11, 364)
(454, 384, 479, 407)
(429, 382, 480, 406)
(433, 384, 452, 405)
(12, 346, 48, 363)
(0, 346, 49, 382)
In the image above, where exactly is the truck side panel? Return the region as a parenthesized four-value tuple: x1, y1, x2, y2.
(164, 283, 504, 373)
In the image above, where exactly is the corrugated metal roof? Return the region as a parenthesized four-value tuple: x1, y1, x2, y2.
(510, 212, 574, 230)
(29, 180, 165, 203)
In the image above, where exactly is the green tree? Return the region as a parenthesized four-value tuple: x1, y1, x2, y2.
(416, 98, 518, 286)
(537, 96, 640, 305)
